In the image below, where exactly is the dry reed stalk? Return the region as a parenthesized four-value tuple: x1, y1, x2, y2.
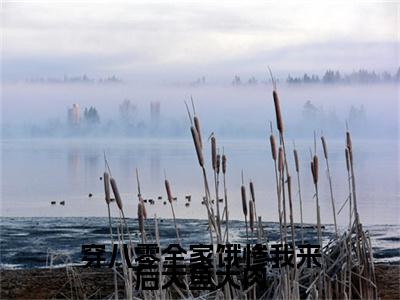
(137, 202, 145, 242)
(165, 179, 180, 243)
(249, 181, 260, 242)
(311, 155, 322, 247)
(241, 183, 249, 241)
(293, 148, 304, 244)
(104, 171, 119, 300)
(269, 128, 283, 241)
(211, 135, 222, 238)
(286, 176, 297, 276)
(345, 148, 352, 229)
(321, 136, 338, 238)
(278, 146, 287, 242)
(221, 152, 229, 243)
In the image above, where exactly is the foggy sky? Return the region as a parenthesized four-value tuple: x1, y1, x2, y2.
(2, 0, 398, 82)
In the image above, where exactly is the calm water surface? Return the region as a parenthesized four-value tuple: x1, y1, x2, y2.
(1, 138, 399, 225)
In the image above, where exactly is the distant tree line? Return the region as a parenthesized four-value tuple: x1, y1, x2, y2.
(287, 68, 400, 84)
(25, 74, 123, 84)
(231, 68, 400, 86)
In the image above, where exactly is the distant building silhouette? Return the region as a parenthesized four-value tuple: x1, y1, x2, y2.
(67, 104, 80, 126)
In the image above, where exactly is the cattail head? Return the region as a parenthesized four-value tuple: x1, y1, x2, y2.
(270, 135, 277, 161)
(287, 175, 292, 197)
(273, 90, 284, 133)
(103, 172, 111, 204)
(241, 185, 247, 217)
(293, 149, 299, 173)
(211, 136, 217, 170)
(110, 177, 123, 210)
(137, 202, 144, 233)
(222, 154, 227, 174)
(249, 181, 255, 202)
(216, 154, 221, 174)
(194, 116, 202, 149)
(278, 147, 284, 173)
(312, 155, 319, 184)
(249, 200, 254, 232)
(346, 131, 352, 152)
(191, 126, 204, 167)
(139, 196, 147, 219)
(321, 136, 328, 159)
(345, 148, 350, 171)
(165, 179, 173, 203)
(311, 161, 315, 183)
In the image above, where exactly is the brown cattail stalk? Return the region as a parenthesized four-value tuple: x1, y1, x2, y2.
(249, 181, 259, 241)
(286, 175, 297, 276)
(222, 152, 229, 243)
(249, 200, 255, 232)
(270, 135, 277, 161)
(194, 116, 202, 149)
(346, 131, 352, 152)
(110, 178, 123, 210)
(273, 90, 284, 133)
(191, 126, 204, 167)
(294, 149, 299, 173)
(104, 172, 111, 204)
(211, 136, 222, 238)
(321, 136, 338, 238)
(222, 154, 227, 174)
(165, 179, 180, 243)
(278, 147, 284, 173)
(211, 136, 217, 170)
(216, 154, 221, 174)
(293, 148, 304, 243)
(311, 156, 322, 247)
(139, 197, 147, 220)
(165, 179, 173, 203)
(137, 202, 145, 242)
(241, 185, 248, 241)
(312, 155, 319, 184)
(321, 136, 328, 159)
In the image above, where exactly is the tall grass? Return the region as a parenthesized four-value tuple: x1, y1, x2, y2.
(96, 79, 378, 300)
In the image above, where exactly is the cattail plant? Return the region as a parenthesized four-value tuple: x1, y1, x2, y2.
(293, 147, 304, 244)
(186, 100, 219, 245)
(249, 181, 260, 241)
(103, 171, 119, 300)
(278, 146, 287, 242)
(221, 152, 229, 243)
(311, 155, 322, 246)
(321, 135, 338, 237)
(241, 173, 248, 242)
(249, 199, 255, 242)
(165, 178, 180, 244)
(137, 202, 145, 243)
(110, 178, 123, 211)
(211, 135, 222, 238)
(269, 126, 283, 241)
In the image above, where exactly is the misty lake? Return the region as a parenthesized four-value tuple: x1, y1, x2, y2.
(1, 137, 398, 225)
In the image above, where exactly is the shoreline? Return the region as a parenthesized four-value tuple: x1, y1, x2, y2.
(1, 264, 399, 299)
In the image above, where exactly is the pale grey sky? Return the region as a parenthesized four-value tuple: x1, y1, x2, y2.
(2, 0, 399, 82)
